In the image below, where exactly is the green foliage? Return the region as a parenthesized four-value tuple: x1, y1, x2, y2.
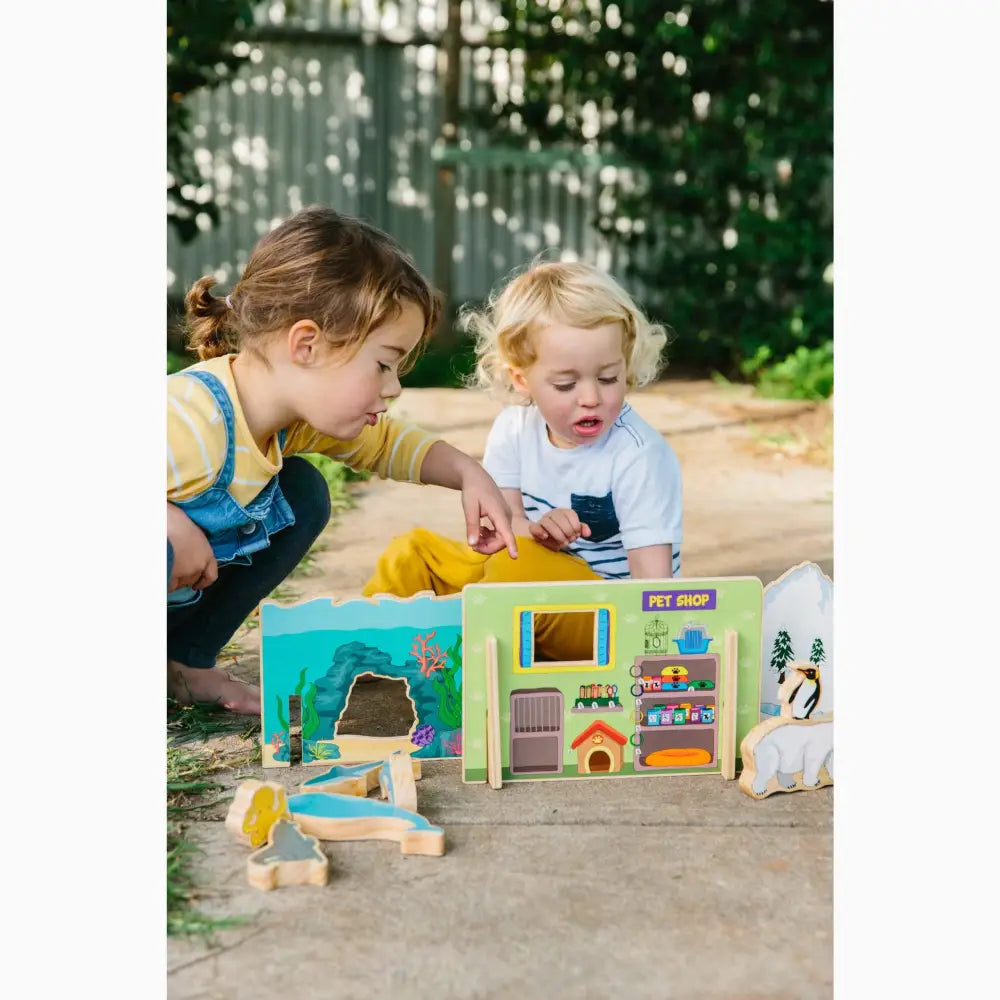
(401, 334, 478, 389)
(741, 340, 833, 400)
(167, 1, 264, 243)
(300, 452, 369, 501)
(475, 0, 833, 375)
(167, 350, 190, 374)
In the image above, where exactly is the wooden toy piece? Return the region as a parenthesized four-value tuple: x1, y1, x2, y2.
(485, 634, 502, 789)
(259, 593, 464, 768)
(720, 629, 739, 780)
(378, 750, 419, 814)
(225, 780, 290, 847)
(738, 663, 834, 800)
(246, 818, 329, 891)
(287, 791, 445, 856)
(298, 756, 422, 797)
(461, 576, 764, 784)
(760, 561, 833, 720)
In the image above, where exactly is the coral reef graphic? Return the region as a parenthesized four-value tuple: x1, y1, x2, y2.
(272, 697, 290, 763)
(429, 635, 462, 731)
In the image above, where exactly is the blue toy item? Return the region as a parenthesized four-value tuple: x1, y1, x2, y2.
(672, 624, 713, 655)
(662, 681, 689, 691)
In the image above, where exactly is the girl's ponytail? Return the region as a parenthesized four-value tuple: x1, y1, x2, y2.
(184, 276, 236, 360)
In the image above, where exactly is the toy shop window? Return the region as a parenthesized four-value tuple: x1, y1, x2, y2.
(522, 607, 612, 667)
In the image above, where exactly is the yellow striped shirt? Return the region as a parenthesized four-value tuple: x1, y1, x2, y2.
(167, 355, 438, 506)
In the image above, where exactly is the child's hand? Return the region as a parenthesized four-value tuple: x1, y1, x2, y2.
(458, 463, 519, 558)
(417, 441, 518, 558)
(528, 509, 591, 552)
(167, 502, 218, 592)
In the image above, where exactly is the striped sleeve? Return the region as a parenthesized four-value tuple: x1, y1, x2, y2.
(283, 416, 439, 484)
(166, 374, 228, 500)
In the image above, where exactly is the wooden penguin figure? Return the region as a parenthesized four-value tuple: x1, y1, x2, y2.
(785, 660, 821, 720)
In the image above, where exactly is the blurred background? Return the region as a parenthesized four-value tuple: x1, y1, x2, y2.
(167, 0, 832, 398)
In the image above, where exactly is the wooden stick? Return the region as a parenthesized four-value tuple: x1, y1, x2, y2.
(379, 750, 419, 814)
(720, 629, 739, 780)
(485, 634, 503, 790)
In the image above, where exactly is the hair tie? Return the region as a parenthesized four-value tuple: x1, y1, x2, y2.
(225, 294, 233, 309)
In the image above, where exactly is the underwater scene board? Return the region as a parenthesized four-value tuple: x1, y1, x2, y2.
(260, 593, 463, 768)
(462, 577, 763, 783)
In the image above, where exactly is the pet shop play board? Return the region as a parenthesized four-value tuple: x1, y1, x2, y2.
(260, 593, 463, 767)
(462, 576, 763, 784)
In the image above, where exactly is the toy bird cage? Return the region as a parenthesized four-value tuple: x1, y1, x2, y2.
(643, 617, 669, 652)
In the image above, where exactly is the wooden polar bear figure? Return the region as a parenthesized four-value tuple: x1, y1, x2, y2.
(739, 661, 833, 799)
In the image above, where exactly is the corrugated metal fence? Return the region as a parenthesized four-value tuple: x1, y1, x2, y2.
(166, 0, 646, 309)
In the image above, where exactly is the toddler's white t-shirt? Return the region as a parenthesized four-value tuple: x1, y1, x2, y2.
(482, 402, 683, 579)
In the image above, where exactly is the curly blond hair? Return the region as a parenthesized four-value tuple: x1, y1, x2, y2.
(462, 259, 669, 403)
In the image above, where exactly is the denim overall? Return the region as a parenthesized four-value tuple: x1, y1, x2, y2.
(167, 369, 295, 607)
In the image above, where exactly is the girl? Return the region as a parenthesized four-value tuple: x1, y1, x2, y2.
(363, 260, 682, 660)
(167, 206, 517, 714)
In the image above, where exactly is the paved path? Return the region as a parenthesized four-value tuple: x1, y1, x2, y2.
(168, 381, 833, 1000)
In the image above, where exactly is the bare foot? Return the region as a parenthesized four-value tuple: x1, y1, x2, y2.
(168, 660, 261, 715)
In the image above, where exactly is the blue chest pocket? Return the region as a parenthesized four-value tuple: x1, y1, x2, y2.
(570, 492, 619, 543)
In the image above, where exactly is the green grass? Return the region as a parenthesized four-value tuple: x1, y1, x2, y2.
(167, 698, 259, 746)
(166, 742, 254, 938)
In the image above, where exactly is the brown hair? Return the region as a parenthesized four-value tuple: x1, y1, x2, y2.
(184, 206, 441, 370)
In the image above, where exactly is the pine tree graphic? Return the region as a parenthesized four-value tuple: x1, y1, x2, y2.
(771, 629, 794, 682)
(810, 637, 826, 666)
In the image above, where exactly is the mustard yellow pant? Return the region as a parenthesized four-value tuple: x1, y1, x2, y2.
(362, 528, 602, 661)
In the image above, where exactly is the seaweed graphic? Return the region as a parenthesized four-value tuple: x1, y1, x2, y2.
(295, 669, 322, 762)
(429, 634, 462, 731)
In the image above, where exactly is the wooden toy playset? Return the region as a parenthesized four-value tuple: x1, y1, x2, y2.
(226, 751, 445, 891)
(259, 593, 463, 767)
(461, 576, 763, 784)
(734, 560, 834, 799)
(255, 563, 832, 811)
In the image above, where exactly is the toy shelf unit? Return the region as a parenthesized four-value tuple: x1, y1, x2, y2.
(631, 653, 720, 771)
